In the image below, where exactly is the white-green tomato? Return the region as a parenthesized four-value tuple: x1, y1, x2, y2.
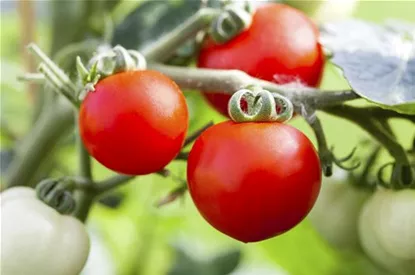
(0, 187, 90, 275)
(358, 188, 415, 275)
(308, 169, 372, 252)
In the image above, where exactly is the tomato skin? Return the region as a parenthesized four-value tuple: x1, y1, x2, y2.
(79, 70, 189, 175)
(186, 121, 322, 242)
(0, 187, 90, 275)
(197, 3, 325, 117)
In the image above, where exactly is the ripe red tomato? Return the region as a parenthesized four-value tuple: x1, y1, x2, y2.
(79, 70, 188, 175)
(197, 3, 325, 117)
(187, 121, 322, 242)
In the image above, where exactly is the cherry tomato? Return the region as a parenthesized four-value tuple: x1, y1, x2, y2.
(358, 188, 415, 275)
(197, 3, 325, 117)
(79, 70, 189, 175)
(186, 121, 322, 243)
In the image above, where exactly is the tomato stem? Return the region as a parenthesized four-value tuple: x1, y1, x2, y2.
(140, 8, 220, 62)
(4, 102, 74, 188)
(155, 185, 187, 208)
(183, 121, 214, 147)
(302, 106, 333, 176)
(72, 110, 94, 222)
(94, 175, 135, 195)
(350, 144, 381, 190)
(76, 123, 92, 180)
(176, 152, 190, 161)
(324, 105, 413, 186)
(149, 64, 360, 109)
(324, 105, 411, 165)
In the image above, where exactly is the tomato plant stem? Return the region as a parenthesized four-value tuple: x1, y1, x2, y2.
(141, 8, 220, 62)
(75, 117, 92, 180)
(95, 175, 135, 195)
(183, 121, 214, 147)
(324, 105, 411, 166)
(72, 189, 95, 223)
(4, 102, 74, 189)
(149, 64, 360, 109)
(356, 145, 382, 188)
(303, 109, 333, 176)
(72, 111, 94, 221)
(176, 152, 190, 161)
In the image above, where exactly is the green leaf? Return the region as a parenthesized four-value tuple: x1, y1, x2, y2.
(112, 0, 200, 50)
(320, 19, 415, 114)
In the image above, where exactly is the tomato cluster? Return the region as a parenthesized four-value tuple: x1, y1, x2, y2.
(308, 169, 415, 275)
(3, 2, 414, 275)
(76, 3, 325, 243)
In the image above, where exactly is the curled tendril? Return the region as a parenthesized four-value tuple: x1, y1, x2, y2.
(36, 178, 76, 215)
(228, 86, 293, 123)
(378, 162, 415, 189)
(210, 2, 253, 44)
(330, 146, 361, 171)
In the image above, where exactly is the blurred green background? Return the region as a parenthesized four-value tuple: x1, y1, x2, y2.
(1, 1, 414, 275)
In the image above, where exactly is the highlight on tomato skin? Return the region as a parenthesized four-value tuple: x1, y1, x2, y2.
(197, 3, 325, 117)
(186, 120, 322, 243)
(79, 70, 189, 176)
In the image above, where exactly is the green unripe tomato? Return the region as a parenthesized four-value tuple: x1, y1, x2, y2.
(308, 169, 371, 252)
(358, 188, 415, 275)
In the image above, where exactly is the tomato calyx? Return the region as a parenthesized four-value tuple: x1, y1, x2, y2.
(36, 177, 77, 215)
(209, 1, 253, 44)
(228, 85, 294, 123)
(76, 45, 147, 100)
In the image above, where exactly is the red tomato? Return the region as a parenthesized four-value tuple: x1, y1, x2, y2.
(197, 3, 325, 117)
(79, 70, 188, 175)
(187, 121, 321, 242)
